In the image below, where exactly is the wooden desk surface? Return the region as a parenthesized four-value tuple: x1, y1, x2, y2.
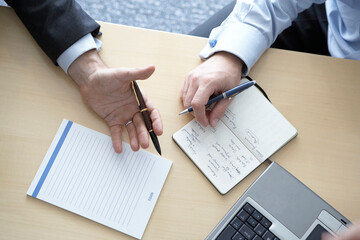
(1, 6, 360, 240)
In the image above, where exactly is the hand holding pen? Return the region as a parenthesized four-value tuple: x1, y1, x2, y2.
(72, 61, 162, 154)
(179, 81, 255, 115)
(180, 80, 255, 126)
(180, 52, 246, 128)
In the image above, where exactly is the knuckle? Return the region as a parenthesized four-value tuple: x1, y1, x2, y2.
(186, 69, 196, 79)
(140, 131, 148, 139)
(116, 68, 131, 80)
(202, 75, 213, 86)
(123, 70, 131, 79)
(188, 72, 200, 83)
(185, 72, 192, 80)
(191, 99, 203, 108)
(112, 69, 122, 79)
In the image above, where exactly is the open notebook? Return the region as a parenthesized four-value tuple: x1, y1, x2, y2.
(27, 119, 172, 239)
(173, 82, 297, 194)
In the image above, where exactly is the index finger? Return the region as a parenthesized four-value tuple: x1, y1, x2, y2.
(142, 90, 163, 136)
(191, 86, 214, 127)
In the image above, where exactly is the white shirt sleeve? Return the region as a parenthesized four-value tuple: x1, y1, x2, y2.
(200, 0, 325, 75)
(56, 33, 102, 73)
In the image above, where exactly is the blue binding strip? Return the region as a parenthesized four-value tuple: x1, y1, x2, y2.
(32, 120, 73, 197)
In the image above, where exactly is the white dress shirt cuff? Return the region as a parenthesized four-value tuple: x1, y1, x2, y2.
(57, 33, 103, 74)
(199, 22, 268, 76)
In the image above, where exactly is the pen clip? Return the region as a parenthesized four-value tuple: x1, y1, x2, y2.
(131, 81, 140, 106)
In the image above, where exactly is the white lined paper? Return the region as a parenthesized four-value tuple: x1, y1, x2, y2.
(27, 119, 172, 239)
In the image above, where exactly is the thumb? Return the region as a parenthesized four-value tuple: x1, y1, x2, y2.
(120, 65, 156, 82)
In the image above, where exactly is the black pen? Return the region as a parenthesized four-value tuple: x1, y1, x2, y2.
(131, 81, 162, 155)
(179, 80, 255, 115)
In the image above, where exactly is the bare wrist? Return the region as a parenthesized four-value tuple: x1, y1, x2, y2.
(68, 49, 106, 87)
(213, 51, 244, 75)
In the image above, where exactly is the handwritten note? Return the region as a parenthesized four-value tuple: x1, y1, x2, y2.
(173, 81, 297, 194)
(27, 119, 172, 239)
(222, 86, 297, 162)
(173, 120, 261, 194)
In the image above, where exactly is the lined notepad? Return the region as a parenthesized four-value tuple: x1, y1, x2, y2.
(27, 119, 172, 239)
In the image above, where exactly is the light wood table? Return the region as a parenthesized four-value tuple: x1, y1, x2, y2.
(1, 6, 360, 240)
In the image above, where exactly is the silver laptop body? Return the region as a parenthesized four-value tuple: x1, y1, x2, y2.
(206, 162, 350, 240)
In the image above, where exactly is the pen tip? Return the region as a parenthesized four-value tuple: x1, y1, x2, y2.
(179, 110, 187, 115)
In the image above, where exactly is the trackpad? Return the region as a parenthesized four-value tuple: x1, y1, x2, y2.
(306, 224, 329, 240)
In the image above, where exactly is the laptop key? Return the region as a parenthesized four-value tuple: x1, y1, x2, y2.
(252, 210, 263, 221)
(243, 203, 255, 214)
(239, 224, 255, 239)
(247, 216, 258, 228)
(260, 217, 272, 229)
(263, 230, 275, 240)
(216, 225, 236, 240)
(237, 209, 250, 222)
(253, 235, 263, 240)
(254, 223, 266, 236)
(230, 217, 243, 230)
(232, 232, 245, 240)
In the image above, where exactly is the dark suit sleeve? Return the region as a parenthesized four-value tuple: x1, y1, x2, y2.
(6, 0, 101, 64)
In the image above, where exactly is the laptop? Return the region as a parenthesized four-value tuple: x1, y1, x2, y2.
(206, 161, 350, 240)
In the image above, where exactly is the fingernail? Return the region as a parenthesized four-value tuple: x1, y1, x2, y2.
(211, 118, 219, 127)
(115, 144, 122, 154)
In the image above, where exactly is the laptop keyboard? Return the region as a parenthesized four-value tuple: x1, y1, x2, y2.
(216, 202, 280, 240)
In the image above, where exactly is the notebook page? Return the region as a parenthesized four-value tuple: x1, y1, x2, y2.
(27, 119, 172, 239)
(222, 86, 297, 162)
(172, 120, 260, 194)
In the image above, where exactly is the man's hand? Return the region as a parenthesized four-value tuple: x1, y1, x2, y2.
(68, 50, 162, 153)
(322, 223, 360, 240)
(181, 51, 244, 127)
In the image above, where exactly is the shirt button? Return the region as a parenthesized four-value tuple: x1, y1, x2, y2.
(209, 39, 217, 48)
